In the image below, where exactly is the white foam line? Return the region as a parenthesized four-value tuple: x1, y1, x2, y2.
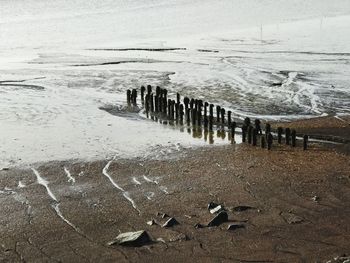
(31, 168, 58, 202)
(102, 157, 125, 191)
(143, 175, 159, 185)
(132, 177, 142, 185)
(52, 203, 81, 233)
(123, 192, 140, 213)
(102, 156, 140, 213)
(64, 167, 76, 184)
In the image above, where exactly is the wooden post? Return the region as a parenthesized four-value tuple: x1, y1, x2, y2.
(197, 104, 202, 126)
(267, 133, 273, 150)
(192, 108, 197, 126)
(244, 117, 251, 127)
(145, 94, 150, 112)
(254, 119, 262, 135)
(209, 104, 214, 119)
(141, 86, 145, 101)
(177, 93, 180, 105)
(204, 102, 209, 117)
(231, 122, 236, 140)
(303, 135, 308, 150)
(277, 127, 283, 144)
(216, 106, 221, 122)
(220, 108, 225, 124)
(261, 136, 266, 148)
(291, 129, 296, 147)
(184, 97, 189, 111)
(265, 123, 271, 139)
(167, 99, 171, 117)
(171, 100, 175, 120)
(242, 125, 247, 143)
(285, 128, 291, 145)
(179, 104, 184, 124)
(252, 128, 257, 146)
(186, 108, 190, 125)
(127, 89, 131, 104)
(247, 125, 253, 144)
(227, 111, 232, 127)
(204, 117, 208, 130)
(190, 99, 194, 111)
(147, 85, 152, 95)
(209, 116, 213, 131)
(163, 97, 167, 114)
(175, 103, 179, 121)
(150, 94, 154, 112)
(156, 86, 161, 97)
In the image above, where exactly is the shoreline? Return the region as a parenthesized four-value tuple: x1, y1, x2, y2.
(0, 116, 349, 262)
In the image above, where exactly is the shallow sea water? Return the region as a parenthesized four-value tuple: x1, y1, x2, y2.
(0, 0, 350, 166)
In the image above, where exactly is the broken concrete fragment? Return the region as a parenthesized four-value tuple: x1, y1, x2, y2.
(207, 211, 228, 227)
(162, 217, 179, 228)
(108, 230, 151, 247)
(227, 223, 245, 231)
(147, 219, 157, 226)
(157, 212, 169, 218)
(207, 202, 219, 210)
(210, 205, 225, 214)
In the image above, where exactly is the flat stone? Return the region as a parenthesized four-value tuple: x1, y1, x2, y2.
(207, 211, 228, 227)
(227, 223, 245, 231)
(281, 212, 304, 224)
(108, 230, 151, 247)
(162, 217, 179, 228)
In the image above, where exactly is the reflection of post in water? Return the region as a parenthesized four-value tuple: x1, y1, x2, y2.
(209, 131, 214, 144)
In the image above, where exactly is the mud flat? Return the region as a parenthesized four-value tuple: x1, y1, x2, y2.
(0, 117, 349, 262)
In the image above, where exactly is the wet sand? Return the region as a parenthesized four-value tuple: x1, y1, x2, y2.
(1, 117, 350, 262)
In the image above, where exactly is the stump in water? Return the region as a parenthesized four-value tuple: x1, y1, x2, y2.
(267, 133, 273, 150)
(220, 108, 225, 124)
(303, 135, 308, 150)
(242, 125, 247, 143)
(285, 128, 291, 145)
(216, 106, 221, 123)
(127, 89, 131, 104)
(291, 129, 297, 147)
(277, 127, 283, 144)
(247, 125, 253, 144)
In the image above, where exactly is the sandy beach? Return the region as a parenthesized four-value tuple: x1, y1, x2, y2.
(1, 117, 349, 262)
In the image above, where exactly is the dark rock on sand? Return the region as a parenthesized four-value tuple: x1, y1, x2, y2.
(108, 230, 151, 247)
(231, 205, 254, 212)
(207, 211, 228, 227)
(227, 223, 245, 231)
(162, 217, 179, 228)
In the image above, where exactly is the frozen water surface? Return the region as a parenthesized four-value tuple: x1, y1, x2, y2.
(0, 0, 350, 166)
